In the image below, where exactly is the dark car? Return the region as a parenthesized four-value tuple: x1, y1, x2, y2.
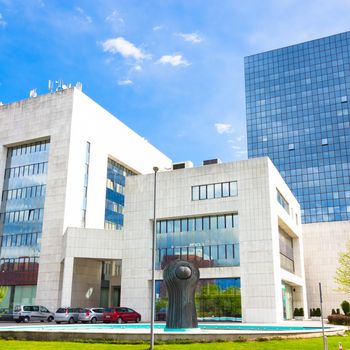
(155, 308, 166, 321)
(103, 307, 141, 323)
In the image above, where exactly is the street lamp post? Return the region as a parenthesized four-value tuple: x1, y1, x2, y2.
(150, 166, 159, 350)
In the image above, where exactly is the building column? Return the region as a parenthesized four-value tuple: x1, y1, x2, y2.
(60, 257, 74, 306)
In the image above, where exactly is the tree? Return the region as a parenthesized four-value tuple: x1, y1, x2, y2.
(0, 286, 8, 308)
(335, 240, 350, 294)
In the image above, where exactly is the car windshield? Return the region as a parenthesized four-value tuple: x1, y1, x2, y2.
(104, 308, 113, 312)
(56, 308, 67, 313)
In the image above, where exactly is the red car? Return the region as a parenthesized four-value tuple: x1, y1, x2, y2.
(102, 307, 141, 323)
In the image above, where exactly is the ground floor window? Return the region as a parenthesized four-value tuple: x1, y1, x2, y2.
(0, 285, 36, 310)
(156, 278, 241, 320)
(282, 282, 293, 320)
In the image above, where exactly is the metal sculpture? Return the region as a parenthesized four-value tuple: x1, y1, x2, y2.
(163, 259, 200, 328)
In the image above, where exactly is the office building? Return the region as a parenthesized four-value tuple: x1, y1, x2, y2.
(0, 89, 307, 323)
(245, 31, 350, 313)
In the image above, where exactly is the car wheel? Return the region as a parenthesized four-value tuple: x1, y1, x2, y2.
(15, 320, 21, 323)
(68, 317, 75, 324)
(47, 316, 54, 322)
(116, 317, 123, 324)
(90, 317, 97, 324)
(136, 317, 140, 323)
(23, 316, 30, 323)
(55, 321, 61, 324)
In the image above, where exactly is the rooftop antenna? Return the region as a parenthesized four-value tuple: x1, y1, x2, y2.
(55, 80, 63, 91)
(29, 89, 37, 98)
(75, 81, 83, 91)
(48, 80, 53, 93)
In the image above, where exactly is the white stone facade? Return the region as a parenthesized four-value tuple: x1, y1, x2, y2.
(122, 157, 307, 323)
(0, 89, 307, 323)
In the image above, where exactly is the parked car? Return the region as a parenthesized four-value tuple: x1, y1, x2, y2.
(155, 307, 167, 321)
(78, 308, 104, 324)
(103, 307, 141, 323)
(54, 307, 84, 324)
(0, 308, 13, 322)
(13, 305, 54, 323)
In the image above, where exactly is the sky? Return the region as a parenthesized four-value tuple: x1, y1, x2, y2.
(1, 0, 350, 166)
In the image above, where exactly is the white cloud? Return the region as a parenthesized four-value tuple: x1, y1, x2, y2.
(157, 54, 190, 67)
(133, 65, 142, 72)
(177, 32, 203, 43)
(214, 123, 233, 134)
(231, 145, 241, 150)
(118, 79, 133, 86)
(102, 37, 150, 61)
(236, 135, 245, 142)
(0, 13, 7, 27)
(153, 25, 163, 31)
(75, 7, 92, 23)
(105, 10, 124, 24)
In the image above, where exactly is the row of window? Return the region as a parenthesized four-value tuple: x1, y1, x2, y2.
(158, 244, 237, 262)
(104, 220, 123, 230)
(1, 208, 44, 223)
(7, 140, 50, 158)
(105, 199, 124, 214)
(107, 158, 135, 177)
(1, 232, 39, 247)
(157, 213, 238, 234)
(192, 181, 238, 201)
(0, 257, 39, 272)
(81, 142, 90, 228)
(1, 185, 46, 201)
(4, 162, 48, 179)
(106, 179, 125, 194)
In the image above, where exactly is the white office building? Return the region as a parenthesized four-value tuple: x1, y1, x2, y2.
(0, 88, 307, 323)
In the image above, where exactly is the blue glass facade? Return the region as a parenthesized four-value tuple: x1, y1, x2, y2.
(156, 213, 239, 269)
(0, 140, 49, 296)
(104, 158, 135, 230)
(245, 31, 350, 223)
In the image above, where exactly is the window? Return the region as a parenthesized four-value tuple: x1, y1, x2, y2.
(192, 181, 238, 201)
(277, 189, 289, 214)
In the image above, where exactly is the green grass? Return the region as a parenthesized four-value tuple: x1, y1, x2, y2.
(0, 334, 349, 350)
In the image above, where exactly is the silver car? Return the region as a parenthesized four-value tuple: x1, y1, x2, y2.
(54, 307, 84, 324)
(13, 305, 54, 323)
(78, 308, 104, 323)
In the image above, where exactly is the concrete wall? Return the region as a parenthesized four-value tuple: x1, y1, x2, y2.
(71, 258, 102, 307)
(303, 221, 350, 315)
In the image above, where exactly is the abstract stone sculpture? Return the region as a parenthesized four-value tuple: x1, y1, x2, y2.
(163, 259, 200, 329)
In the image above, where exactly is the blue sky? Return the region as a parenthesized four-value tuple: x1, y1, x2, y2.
(1, 0, 350, 165)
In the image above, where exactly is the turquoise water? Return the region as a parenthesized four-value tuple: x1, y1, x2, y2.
(0, 323, 328, 332)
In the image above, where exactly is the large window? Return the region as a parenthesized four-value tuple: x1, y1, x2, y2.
(192, 181, 238, 201)
(104, 158, 135, 230)
(156, 278, 241, 320)
(277, 189, 290, 214)
(279, 227, 294, 273)
(156, 213, 239, 269)
(0, 140, 50, 287)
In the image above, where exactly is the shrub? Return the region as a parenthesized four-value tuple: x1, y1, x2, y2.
(293, 308, 304, 317)
(328, 314, 350, 325)
(310, 308, 314, 317)
(315, 308, 321, 317)
(341, 300, 350, 315)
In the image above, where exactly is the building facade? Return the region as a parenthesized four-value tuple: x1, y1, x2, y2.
(245, 31, 350, 314)
(0, 89, 307, 323)
(0, 88, 172, 311)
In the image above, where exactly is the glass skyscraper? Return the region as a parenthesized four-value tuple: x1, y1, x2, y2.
(245, 31, 350, 224)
